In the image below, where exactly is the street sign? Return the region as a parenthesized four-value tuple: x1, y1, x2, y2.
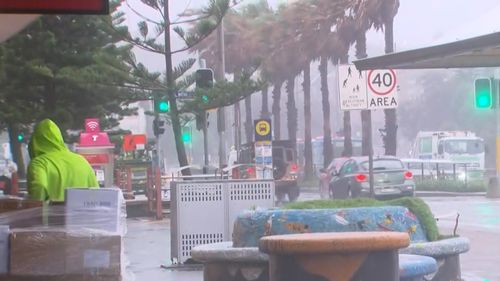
(254, 119, 272, 142)
(176, 91, 195, 100)
(0, 0, 109, 14)
(367, 69, 399, 109)
(255, 141, 273, 179)
(123, 134, 147, 151)
(338, 64, 368, 111)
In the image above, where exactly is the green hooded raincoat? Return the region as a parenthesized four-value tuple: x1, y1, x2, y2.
(27, 119, 98, 201)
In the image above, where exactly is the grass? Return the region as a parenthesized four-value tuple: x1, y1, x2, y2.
(416, 179, 487, 192)
(285, 197, 440, 242)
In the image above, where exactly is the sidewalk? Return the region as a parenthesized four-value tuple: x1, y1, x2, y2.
(124, 217, 203, 281)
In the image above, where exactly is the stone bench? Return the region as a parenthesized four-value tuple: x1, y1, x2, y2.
(192, 242, 438, 281)
(192, 206, 468, 281)
(399, 254, 438, 281)
(232, 206, 468, 281)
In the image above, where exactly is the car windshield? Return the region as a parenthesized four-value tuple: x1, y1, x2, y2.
(442, 139, 484, 154)
(360, 159, 404, 171)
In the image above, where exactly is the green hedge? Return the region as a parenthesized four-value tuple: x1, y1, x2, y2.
(285, 197, 439, 241)
(416, 179, 486, 192)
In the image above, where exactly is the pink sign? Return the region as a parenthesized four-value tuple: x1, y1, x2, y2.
(79, 118, 113, 147)
(85, 118, 101, 133)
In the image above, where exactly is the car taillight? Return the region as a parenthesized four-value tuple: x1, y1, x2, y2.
(355, 174, 367, 182)
(290, 163, 298, 173)
(404, 171, 413, 180)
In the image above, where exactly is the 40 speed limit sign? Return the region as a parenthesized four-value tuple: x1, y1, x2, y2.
(367, 69, 399, 109)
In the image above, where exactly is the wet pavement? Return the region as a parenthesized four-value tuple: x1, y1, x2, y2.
(124, 194, 500, 281)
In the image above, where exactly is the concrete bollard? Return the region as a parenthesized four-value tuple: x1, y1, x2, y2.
(486, 177, 500, 198)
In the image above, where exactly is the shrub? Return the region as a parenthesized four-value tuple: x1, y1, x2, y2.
(416, 179, 486, 192)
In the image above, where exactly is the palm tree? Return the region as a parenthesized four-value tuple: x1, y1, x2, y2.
(286, 76, 297, 142)
(351, 0, 400, 156)
(382, 0, 400, 156)
(356, 32, 370, 156)
(261, 84, 270, 118)
(271, 80, 284, 140)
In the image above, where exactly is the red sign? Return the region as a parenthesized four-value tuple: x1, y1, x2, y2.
(123, 134, 147, 151)
(0, 0, 109, 14)
(81, 154, 109, 164)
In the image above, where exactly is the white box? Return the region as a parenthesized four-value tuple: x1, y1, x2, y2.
(65, 188, 124, 234)
(0, 226, 8, 274)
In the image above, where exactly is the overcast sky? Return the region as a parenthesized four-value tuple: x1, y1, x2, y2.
(120, 0, 500, 70)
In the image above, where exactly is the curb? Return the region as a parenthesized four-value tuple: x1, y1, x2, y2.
(416, 191, 486, 197)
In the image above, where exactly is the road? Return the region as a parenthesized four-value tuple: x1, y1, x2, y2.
(124, 193, 500, 281)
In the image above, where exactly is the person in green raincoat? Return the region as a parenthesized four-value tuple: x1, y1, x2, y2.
(27, 119, 98, 201)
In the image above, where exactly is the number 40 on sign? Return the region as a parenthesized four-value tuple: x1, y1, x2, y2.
(367, 69, 398, 109)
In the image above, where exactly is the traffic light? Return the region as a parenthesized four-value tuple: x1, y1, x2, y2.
(154, 98, 169, 113)
(182, 127, 192, 143)
(17, 133, 24, 143)
(153, 118, 165, 136)
(474, 78, 493, 109)
(195, 68, 214, 89)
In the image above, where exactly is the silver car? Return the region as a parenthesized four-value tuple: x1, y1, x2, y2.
(329, 156, 416, 199)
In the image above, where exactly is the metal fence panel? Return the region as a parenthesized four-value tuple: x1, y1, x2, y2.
(171, 181, 226, 263)
(226, 180, 274, 237)
(170, 180, 274, 263)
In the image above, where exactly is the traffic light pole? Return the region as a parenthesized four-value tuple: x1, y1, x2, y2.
(216, 20, 227, 169)
(496, 74, 500, 190)
(155, 114, 161, 169)
(202, 112, 209, 174)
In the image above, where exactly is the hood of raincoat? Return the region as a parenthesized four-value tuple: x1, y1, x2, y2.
(28, 119, 68, 159)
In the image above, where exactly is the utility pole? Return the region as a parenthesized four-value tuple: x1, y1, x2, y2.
(216, 20, 227, 168)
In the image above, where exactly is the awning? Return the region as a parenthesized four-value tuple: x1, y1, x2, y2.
(354, 32, 500, 70)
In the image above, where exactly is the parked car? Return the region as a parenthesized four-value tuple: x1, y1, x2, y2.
(329, 156, 415, 199)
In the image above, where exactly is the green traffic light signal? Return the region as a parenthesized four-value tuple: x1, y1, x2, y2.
(17, 133, 24, 142)
(182, 127, 192, 143)
(202, 95, 209, 103)
(154, 98, 169, 113)
(158, 100, 169, 112)
(474, 78, 493, 109)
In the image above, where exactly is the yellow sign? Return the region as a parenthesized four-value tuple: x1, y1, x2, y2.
(255, 120, 271, 136)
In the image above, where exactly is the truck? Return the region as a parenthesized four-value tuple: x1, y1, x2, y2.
(410, 131, 485, 170)
(238, 140, 300, 202)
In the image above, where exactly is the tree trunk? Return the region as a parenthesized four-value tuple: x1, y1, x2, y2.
(356, 32, 370, 156)
(303, 63, 313, 180)
(340, 55, 352, 156)
(234, 70, 242, 151)
(272, 81, 283, 140)
(286, 76, 297, 143)
(7, 124, 25, 179)
(234, 101, 241, 149)
(244, 96, 253, 144)
(384, 16, 398, 156)
(261, 86, 270, 118)
(163, 2, 191, 175)
(319, 56, 333, 167)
